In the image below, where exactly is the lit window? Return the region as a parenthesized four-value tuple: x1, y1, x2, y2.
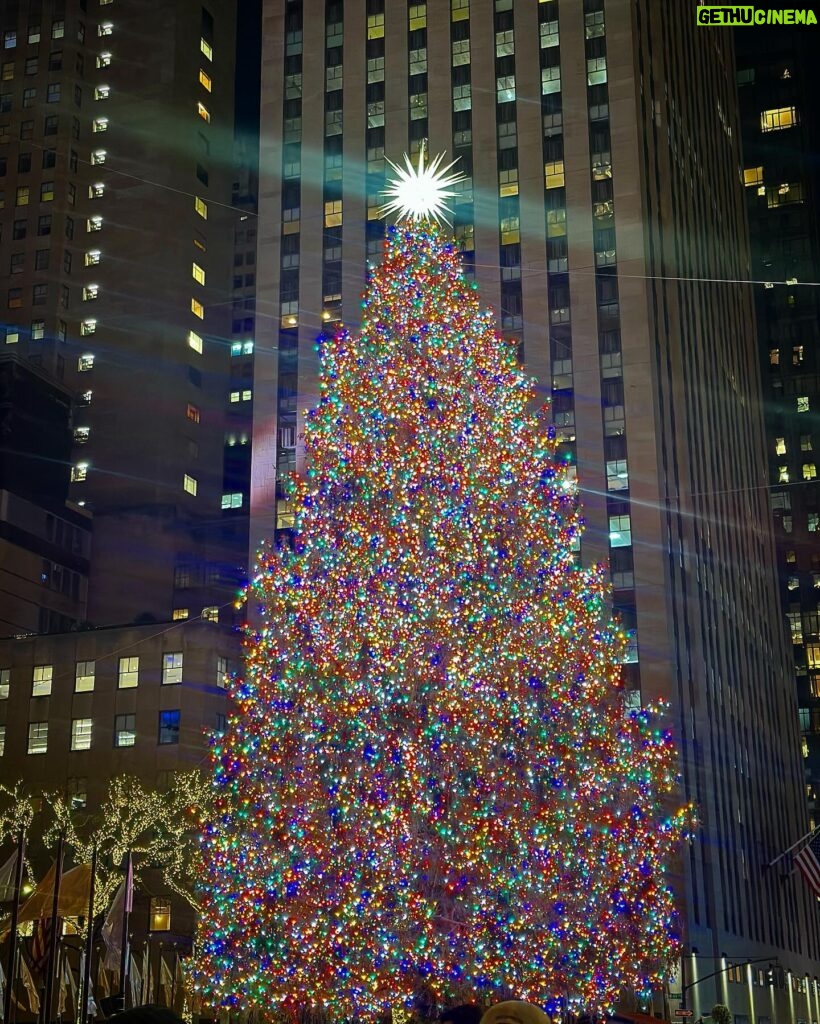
(497, 75, 516, 102)
(197, 102, 211, 123)
(97, 52, 111, 68)
(84, 250, 101, 267)
(195, 196, 208, 219)
(804, 464, 817, 481)
(801, 434, 813, 452)
(94, 84, 110, 100)
(172, 608, 189, 621)
(0, 668, 8, 699)
(114, 713, 136, 747)
(809, 512, 819, 533)
(761, 106, 798, 132)
(162, 652, 183, 685)
(150, 897, 171, 931)
(89, 182, 105, 198)
(216, 655, 228, 687)
(775, 437, 787, 456)
(92, 117, 108, 132)
(192, 262, 205, 285)
(587, 56, 607, 85)
(540, 19, 559, 46)
(78, 353, 95, 371)
(199, 68, 212, 91)
(545, 161, 565, 189)
(191, 297, 205, 319)
(83, 284, 99, 301)
(744, 166, 763, 187)
(74, 426, 90, 444)
(0, 726, 5, 756)
(72, 462, 89, 482)
(798, 396, 810, 413)
(159, 709, 180, 745)
(500, 217, 520, 245)
(87, 215, 103, 232)
(183, 474, 198, 496)
(409, 4, 426, 29)
(28, 722, 48, 755)
(118, 656, 139, 688)
(367, 12, 384, 38)
(75, 661, 95, 692)
(221, 492, 243, 509)
(186, 403, 200, 423)
(31, 320, 45, 340)
(202, 606, 219, 623)
(324, 200, 342, 227)
(779, 466, 790, 483)
(230, 390, 252, 403)
(541, 66, 561, 95)
(609, 515, 632, 547)
(16, 186, 30, 207)
(188, 330, 203, 353)
(200, 38, 213, 60)
(606, 459, 629, 491)
(71, 718, 93, 751)
(32, 664, 53, 696)
(98, 22, 113, 36)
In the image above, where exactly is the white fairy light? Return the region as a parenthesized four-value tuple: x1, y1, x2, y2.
(380, 144, 464, 226)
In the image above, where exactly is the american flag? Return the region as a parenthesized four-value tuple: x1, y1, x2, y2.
(795, 830, 820, 898)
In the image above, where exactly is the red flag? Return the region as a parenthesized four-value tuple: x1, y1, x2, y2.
(795, 831, 820, 897)
(30, 917, 54, 976)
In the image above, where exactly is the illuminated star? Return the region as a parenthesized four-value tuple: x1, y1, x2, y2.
(380, 145, 464, 226)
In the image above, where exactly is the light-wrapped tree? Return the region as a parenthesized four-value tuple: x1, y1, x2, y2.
(197, 153, 690, 1022)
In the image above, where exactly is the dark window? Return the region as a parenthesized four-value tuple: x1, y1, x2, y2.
(44, 115, 58, 135)
(37, 215, 51, 236)
(48, 50, 62, 71)
(158, 710, 180, 745)
(196, 163, 208, 186)
(13, 219, 26, 240)
(42, 149, 56, 169)
(34, 249, 49, 270)
(20, 120, 33, 139)
(17, 153, 31, 173)
(32, 283, 48, 305)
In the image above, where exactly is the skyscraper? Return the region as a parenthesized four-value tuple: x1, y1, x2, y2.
(735, 26, 820, 828)
(253, 0, 820, 1014)
(0, 0, 241, 628)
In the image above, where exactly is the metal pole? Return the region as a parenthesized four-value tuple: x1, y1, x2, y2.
(4, 833, 26, 1024)
(118, 852, 132, 1009)
(43, 834, 65, 1024)
(80, 845, 97, 1024)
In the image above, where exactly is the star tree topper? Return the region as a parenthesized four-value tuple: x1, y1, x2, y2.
(380, 143, 464, 226)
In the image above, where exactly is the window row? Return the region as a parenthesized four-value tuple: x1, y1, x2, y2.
(20, 710, 182, 755)
(0, 653, 230, 697)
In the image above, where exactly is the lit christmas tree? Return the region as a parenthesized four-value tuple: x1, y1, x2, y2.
(196, 151, 691, 1022)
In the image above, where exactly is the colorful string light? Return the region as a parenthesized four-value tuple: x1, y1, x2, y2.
(195, 220, 692, 1021)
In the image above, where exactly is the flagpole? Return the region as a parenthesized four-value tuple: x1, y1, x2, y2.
(3, 832, 25, 1024)
(80, 844, 97, 1024)
(43, 833, 64, 1024)
(118, 851, 132, 1010)
(766, 823, 820, 869)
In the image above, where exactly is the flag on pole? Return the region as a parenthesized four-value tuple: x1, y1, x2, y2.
(30, 916, 54, 976)
(0, 850, 18, 903)
(19, 862, 91, 923)
(19, 955, 39, 1014)
(795, 830, 820, 897)
(58, 951, 77, 1018)
(159, 955, 173, 1007)
(173, 957, 186, 1016)
(129, 953, 142, 1008)
(141, 945, 151, 1004)
(101, 880, 125, 972)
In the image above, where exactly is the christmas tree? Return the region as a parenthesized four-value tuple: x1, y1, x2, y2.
(196, 152, 690, 1022)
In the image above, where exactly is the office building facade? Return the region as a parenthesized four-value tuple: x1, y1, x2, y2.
(253, 0, 820, 1015)
(0, 0, 242, 628)
(736, 29, 820, 830)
